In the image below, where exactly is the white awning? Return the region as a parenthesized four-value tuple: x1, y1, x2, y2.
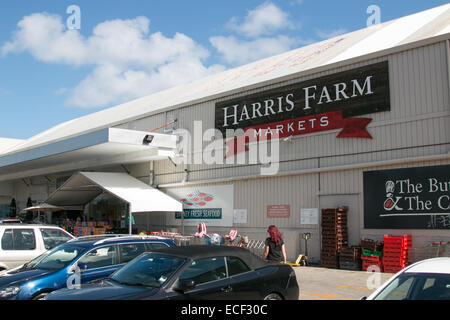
(0, 128, 178, 182)
(45, 172, 183, 213)
(22, 203, 65, 212)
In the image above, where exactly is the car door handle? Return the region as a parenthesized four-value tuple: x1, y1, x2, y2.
(221, 286, 233, 293)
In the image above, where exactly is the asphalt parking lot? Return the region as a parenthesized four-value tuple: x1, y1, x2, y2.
(293, 266, 394, 300)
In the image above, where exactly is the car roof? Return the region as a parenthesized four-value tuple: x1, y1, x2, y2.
(67, 235, 173, 247)
(404, 257, 450, 274)
(152, 245, 267, 270)
(0, 224, 64, 228)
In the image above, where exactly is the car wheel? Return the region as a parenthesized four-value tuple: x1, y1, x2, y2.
(263, 293, 283, 300)
(33, 292, 50, 300)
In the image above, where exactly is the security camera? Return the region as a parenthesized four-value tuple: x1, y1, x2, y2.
(143, 134, 154, 145)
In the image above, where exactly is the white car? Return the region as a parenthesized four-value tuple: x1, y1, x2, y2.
(0, 224, 74, 271)
(364, 257, 450, 300)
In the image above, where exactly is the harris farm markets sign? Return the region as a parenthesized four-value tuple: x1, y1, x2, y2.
(215, 61, 390, 148)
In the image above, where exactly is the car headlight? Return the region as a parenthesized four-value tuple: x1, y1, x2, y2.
(0, 286, 21, 298)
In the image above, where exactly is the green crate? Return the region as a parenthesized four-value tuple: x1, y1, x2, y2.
(362, 249, 382, 257)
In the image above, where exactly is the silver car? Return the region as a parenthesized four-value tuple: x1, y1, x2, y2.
(0, 224, 74, 271)
(363, 257, 450, 300)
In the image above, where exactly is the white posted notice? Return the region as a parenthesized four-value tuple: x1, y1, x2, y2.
(301, 208, 319, 225)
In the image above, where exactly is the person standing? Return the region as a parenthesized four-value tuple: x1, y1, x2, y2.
(263, 225, 287, 263)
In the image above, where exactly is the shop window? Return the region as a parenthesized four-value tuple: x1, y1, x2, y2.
(226, 256, 250, 277)
(1, 229, 36, 251)
(119, 243, 147, 264)
(78, 246, 116, 269)
(40, 228, 73, 250)
(179, 257, 227, 285)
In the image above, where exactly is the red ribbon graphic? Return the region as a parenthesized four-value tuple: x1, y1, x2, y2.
(225, 110, 372, 158)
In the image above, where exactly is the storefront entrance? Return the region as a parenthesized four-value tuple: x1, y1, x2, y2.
(44, 171, 183, 235)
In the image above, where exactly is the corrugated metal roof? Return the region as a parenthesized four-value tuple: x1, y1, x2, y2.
(2, 4, 450, 157)
(0, 138, 24, 153)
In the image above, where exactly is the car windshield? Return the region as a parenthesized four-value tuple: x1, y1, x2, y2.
(111, 253, 186, 288)
(24, 252, 49, 269)
(374, 272, 450, 300)
(32, 244, 87, 270)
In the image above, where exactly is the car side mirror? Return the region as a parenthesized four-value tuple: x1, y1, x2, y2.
(78, 263, 88, 271)
(69, 263, 88, 273)
(174, 279, 196, 292)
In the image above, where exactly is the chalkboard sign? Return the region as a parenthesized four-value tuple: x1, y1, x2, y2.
(363, 165, 450, 229)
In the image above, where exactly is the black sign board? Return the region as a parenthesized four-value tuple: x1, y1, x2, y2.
(363, 165, 450, 229)
(215, 61, 390, 134)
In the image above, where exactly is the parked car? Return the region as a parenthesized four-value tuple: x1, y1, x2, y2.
(46, 245, 299, 300)
(0, 235, 176, 300)
(363, 257, 450, 300)
(0, 224, 74, 271)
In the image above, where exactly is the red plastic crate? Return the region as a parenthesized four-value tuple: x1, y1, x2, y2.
(383, 254, 408, 262)
(361, 254, 381, 263)
(383, 258, 408, 265)
(384, 237, 403, 243)
(383, 248, 408, 255)
(362, 260, 383, 272)
(384, 234, 412, 246)
(383, 246, 406, 252)
(385, 258, 408, 264)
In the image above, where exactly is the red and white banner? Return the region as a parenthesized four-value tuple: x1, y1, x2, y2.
(225, 110, 372, 157)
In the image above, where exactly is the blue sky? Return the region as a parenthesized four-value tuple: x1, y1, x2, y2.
(0, 0, 448, 140)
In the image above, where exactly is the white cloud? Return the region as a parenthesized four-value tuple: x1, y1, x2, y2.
(212, 2, 303, 66)
(1, 13, 88, 65)
(67, 59, 224, 108)
(226, 2, 294, 37)
(1, 13, 224, 108)
(210, 35, 301, 65)
(2, 5, 310, 107)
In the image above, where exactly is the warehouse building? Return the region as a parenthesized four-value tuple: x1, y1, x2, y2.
(0, 5, 449, 263)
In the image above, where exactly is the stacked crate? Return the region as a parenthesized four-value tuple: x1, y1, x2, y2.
(360, 238, 384, 271)
(321, 207, 348, 268)
(339, 246, 361, 270)
(383, 234, 412, 273)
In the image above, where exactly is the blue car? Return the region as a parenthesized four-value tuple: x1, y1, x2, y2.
(0, 235, 175, 300)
